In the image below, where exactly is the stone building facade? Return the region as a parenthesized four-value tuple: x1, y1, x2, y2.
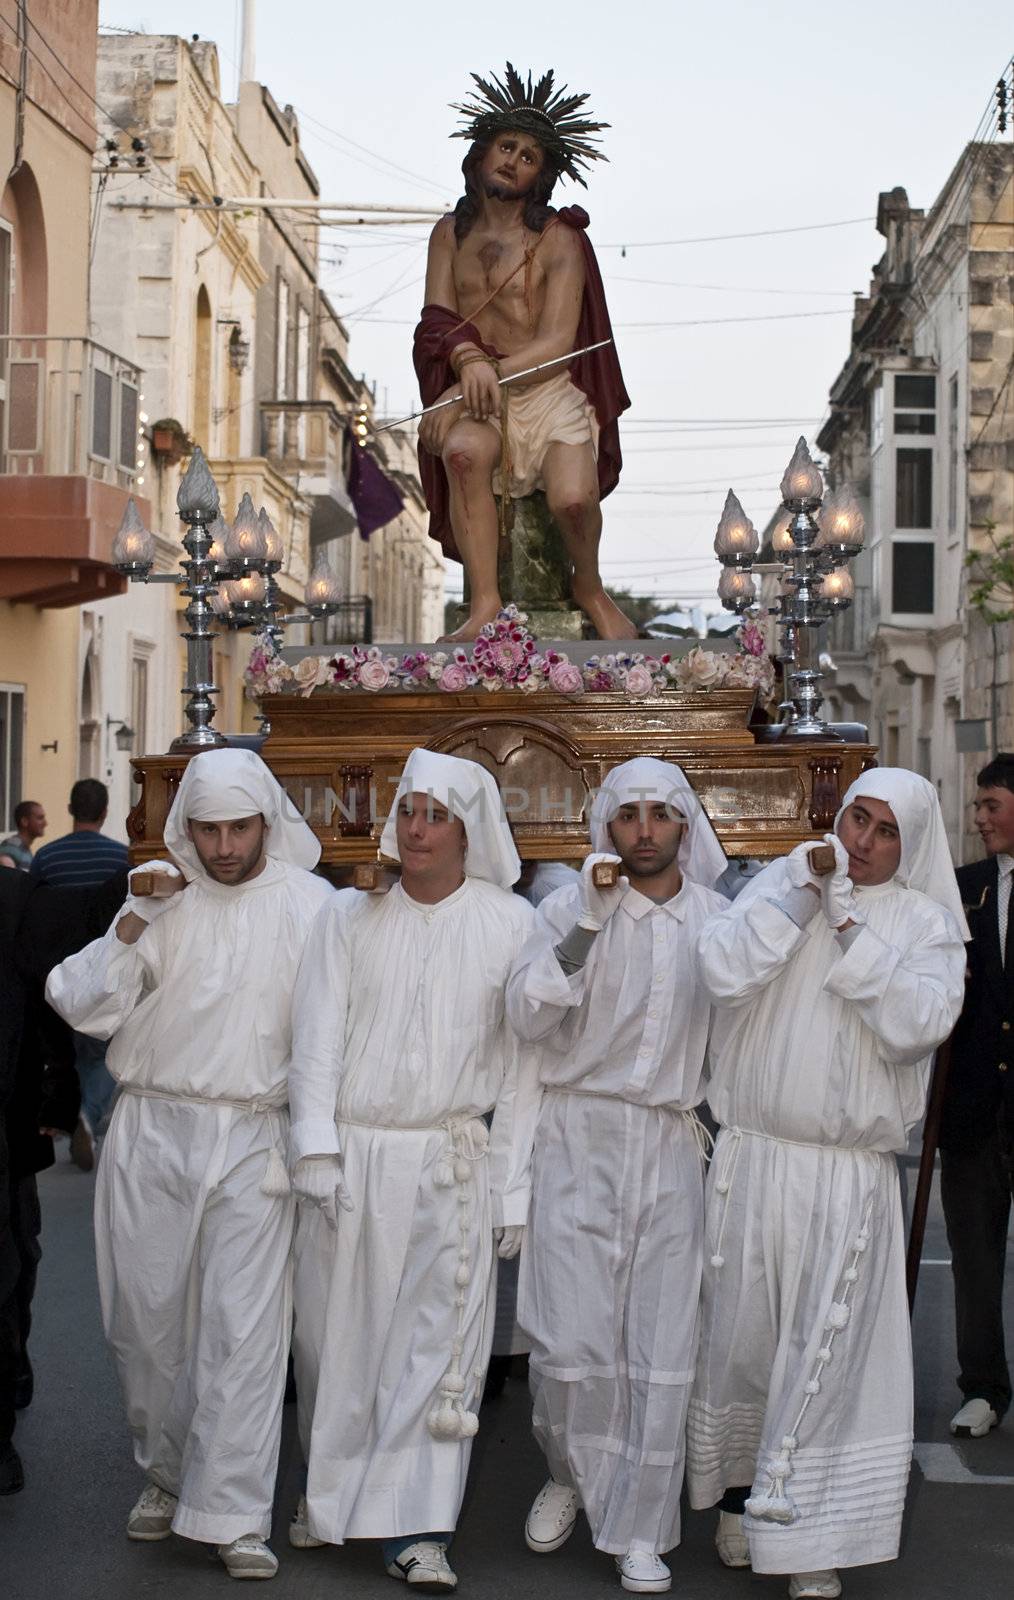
(0, 1, 145, 834)
(818, 140, 1013, 858)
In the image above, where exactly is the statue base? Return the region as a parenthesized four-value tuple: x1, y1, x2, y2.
(456, 491, 586, 640)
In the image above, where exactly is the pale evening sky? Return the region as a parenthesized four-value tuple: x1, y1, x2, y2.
(99, 1, 1013, 606)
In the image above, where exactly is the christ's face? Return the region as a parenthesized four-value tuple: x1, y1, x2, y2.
(187, 814, 268, 884)
(396, 792, 466, 880)
(607, 802, 685, 880)
(836, 796, 902, 886)
(480, 131, 545, 200)
(973, 785, 1014, 857)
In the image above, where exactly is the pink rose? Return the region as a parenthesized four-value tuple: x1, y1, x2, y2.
(624, 663, 656, 696)
(548, 660, 584, 696)
(358, 658, 391, 692)
(439, 662, 470, 692)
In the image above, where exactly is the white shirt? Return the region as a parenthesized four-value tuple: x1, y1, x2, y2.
(506, 877, 727, 1108)
(697, 859, 967, 1153)
(45, 857, 334, 1106)
(997, 853, 1013, 965)
(287, 877, 534, 1166)
(495, 877, 726, 1224)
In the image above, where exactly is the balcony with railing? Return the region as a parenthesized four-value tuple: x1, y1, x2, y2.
(260, 399, 357, 543)
(0, 335, 150, 606)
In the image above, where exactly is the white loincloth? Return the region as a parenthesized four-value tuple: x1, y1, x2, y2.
(492, 371, 599, 500)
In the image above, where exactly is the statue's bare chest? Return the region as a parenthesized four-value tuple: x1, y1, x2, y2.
(453, 231, 545, 328)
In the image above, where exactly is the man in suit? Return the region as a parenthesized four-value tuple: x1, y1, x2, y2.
(939, 752, 1014, 1437)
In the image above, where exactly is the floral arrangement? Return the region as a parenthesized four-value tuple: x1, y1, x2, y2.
(244, 606, 776, 702)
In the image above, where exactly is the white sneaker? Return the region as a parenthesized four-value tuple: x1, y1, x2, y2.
(788, 1572, 842, 1599)
(525, 1478, 580, 1552)
(288, 1494, 325, 1548)
(715, 1510, 751, 1568)
(950, 1398, 999, 1437)
(386, 1541, 458, 1590)
(126, 1481, 178, 1541)
(217, 1535, 279, 1580)
(615, 1550, 672, 1593)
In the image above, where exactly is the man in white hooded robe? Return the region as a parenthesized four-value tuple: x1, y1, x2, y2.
(501, 758, 728, 1595)
(44, 748, 333, 1579)
(287, 748, 535, 1593)
(686, 770, 967, 1600)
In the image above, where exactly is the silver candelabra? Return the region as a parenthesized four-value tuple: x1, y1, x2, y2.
(112, 446, 342, 750)
(712, 437, 865, 739)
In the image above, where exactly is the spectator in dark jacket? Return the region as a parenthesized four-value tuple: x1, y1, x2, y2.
(29, 781, 129, 1159)
(0, 868, 127, 1492)
(940, 752, 1014, 1438)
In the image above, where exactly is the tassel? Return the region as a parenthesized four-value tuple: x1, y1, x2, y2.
(434, 1159, 455, 1188)
(824, 1302, 851, 1330)
(746, 1487, 797, 1524)
(260, 1147, 291, 1198)
(427, 1393, 479, 1441)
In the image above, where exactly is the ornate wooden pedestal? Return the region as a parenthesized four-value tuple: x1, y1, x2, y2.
(128, 687, 875, 867)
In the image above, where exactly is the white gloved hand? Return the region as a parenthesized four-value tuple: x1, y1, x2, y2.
(122, 861, 186, 925)
(784, 840, 821, 892)
(495, 1224, 525, 1261)
(819, 833, 857, 929)
(292, 1155, 355, 1231)
(576, 852, 628, 931)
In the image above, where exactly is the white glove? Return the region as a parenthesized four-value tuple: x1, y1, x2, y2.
(784, 840, 821, 892)
(819, 833, 858, 929)
(576, 852, 629, 931)
(292, 1155, 355, 1231)
(495, 1224, 525, 1260)
(122, 861, 186, 925)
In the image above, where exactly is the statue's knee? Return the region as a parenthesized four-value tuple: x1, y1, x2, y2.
(444, 445, 495, 482)
(550, 494, 597, 530)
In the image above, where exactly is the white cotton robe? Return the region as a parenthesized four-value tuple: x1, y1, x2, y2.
(503, 877, 727, 1556)
(45, 858, 333, 1544)
(687, 862, 966, 1574)
(289, 877, 534, 1544)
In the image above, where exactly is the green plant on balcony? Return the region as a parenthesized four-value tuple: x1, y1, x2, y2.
(965, 523, 1014, 623)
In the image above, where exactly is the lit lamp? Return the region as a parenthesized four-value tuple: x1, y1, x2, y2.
(711, 435, 864, 741)
(206, 514, 231, 571)
(304, 555, 343, 617)
(225, 492, 269, 567)
(817, 484, 865, 556)
(817, 565, 855, 610)
(718, 566, 756, 612)
(770, 509, 794, 555)
(224, 572, 267, 614)
(780, 435, 824, 509)
(111, 446, 346, 750)
(112, 498, 156, 575)
(713, 489, 760, 568)
(258, 506, 284, 568)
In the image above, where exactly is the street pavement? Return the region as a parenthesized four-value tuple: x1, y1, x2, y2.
(2, 1153, 1012, 1599)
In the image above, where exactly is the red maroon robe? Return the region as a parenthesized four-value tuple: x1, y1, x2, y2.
(412, 206, 630, 562)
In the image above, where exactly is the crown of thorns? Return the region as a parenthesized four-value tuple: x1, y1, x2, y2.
(451, 63, 609, 186)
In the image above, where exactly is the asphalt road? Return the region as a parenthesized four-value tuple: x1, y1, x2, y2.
(2, 1154, 1011, 1599)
